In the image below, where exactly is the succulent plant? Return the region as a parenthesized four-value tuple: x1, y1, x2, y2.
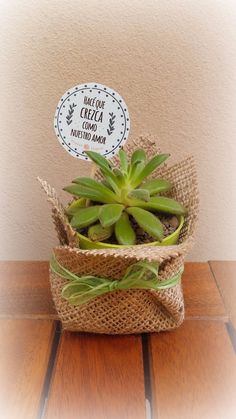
(63, 149, 186, 245)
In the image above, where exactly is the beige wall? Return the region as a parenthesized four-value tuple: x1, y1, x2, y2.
(1, 0, 236, 260)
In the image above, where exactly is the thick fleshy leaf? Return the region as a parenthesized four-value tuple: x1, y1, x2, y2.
(72, 177, 117, 203)
(131, 149, 146, 165)
(101, 179, 113, 190)
(115, 212, 136, 245)
(131, 154, 170, 188)
(99, 204, 125, 227)
(63, 184, 113, 203)
(119, 149, 128, 173)
(129, 161, 145, 183)
(141, 179, 172, 195)
(102, 173, 121, 194)
(139, 196, 187, 215)
(85, 150, 111, 171)
(88, 223, 113, 242)
(112, 168, 126, 186)
(71, 206, 101, 228)
(128, 189, 150, 202)
(66, 198, 87, 216)
(113, 168, 123, 177)
(127, 207, 164, 241)
(85, 150, 120, 183)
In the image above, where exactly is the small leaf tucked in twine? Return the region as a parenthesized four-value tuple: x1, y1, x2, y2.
(50, 255, 184, 306)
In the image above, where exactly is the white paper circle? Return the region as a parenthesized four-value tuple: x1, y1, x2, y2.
(54, 83, 130, 160)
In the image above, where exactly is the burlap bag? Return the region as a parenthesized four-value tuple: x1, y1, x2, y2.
(38, 135, 199, 334)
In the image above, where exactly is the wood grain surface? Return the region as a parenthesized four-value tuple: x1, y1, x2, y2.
(45, 333, 146, 419)
(0, 261, 56, 318)
(0, 262, 235, 419)
(210, 261, 236, 328)
(0, 319, 55, 419)
(149, 320, 236, 419)
(183, 262, 227, 320)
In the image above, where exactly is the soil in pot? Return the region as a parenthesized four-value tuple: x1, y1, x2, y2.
(78, 213, 180, 245)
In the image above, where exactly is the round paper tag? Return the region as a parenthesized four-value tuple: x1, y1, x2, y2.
(54, 83, 130, 160)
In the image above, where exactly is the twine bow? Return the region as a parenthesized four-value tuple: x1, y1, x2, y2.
(50, 254, 184, 306)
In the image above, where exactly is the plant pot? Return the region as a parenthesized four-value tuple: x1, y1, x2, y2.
(39, 135, 199, 334)
(76, 215, 185, 250)
(50, 246, 186, 334)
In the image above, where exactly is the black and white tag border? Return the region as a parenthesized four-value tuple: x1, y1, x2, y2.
(54, 82, 130, 160)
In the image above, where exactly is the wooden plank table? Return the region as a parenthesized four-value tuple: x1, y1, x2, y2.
(0, 261, 235, 419)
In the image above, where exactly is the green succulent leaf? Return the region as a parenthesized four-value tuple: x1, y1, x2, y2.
(112, 168, 126, 186)
(88, 223, 113, 242)
(85, 150, 111, 171)
(127, 207, 164, 241)
(112, 168, 123, 177)
(70, 206, 101, 228)
(131, 154, 170, 188)
(63, 184, 115, 204)
(64, 147, 186, 244)
(129, 161, 145, 183)
(101, 179, 113, 190)
(128, 189, 150, 202)
(131, 149, 147, 166)
(115, 212, 136, 245)
(66, 198, 87, 216)
(85, 151, 119, 186)
(101, 173, 121, 194)
(119, 149, 128, 173)
(72, 177, 118, 203)
(99, 204, 125, 227)
(140, 196, 187, 215)
(141, 179, 172, 195)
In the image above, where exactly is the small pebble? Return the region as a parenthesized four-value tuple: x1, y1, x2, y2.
(168, 216, 179, 229)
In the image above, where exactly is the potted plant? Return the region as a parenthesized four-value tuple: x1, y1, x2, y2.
(63, 148, 186, 249)
(38, 136, 199, 334)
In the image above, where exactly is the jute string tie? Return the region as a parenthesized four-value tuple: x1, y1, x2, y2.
(50, 254, 184, 306)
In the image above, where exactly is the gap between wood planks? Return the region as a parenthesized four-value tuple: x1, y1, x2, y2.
(28, 260, 236, 419)
(142, 334, 153, 419)
(38, 321, 61, 419)
(38, 324, 235, 419)
(37, 327, 153, 419)
(209, 261, 236, 352)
